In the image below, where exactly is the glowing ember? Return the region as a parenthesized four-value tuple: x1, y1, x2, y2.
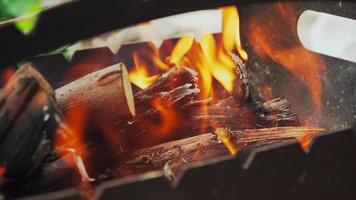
(297, 133, 315, 151)
(215, 128, 239, 155)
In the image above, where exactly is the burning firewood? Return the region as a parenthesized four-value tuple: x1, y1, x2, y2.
(116, 127, 324, 178)
(122, 51, 299, 149)
(17, 126, 324, 196)
(0, 64, 63, 179)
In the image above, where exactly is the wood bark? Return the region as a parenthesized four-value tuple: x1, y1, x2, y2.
(16, 126, 324, 196)
(116, 127, 324, 178)
(55, 63, 135, 126)
(122, 65, 299, 149)
(0, 64, 63, 179)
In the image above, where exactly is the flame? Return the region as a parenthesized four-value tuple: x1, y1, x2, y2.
(170, 35, 194, 66)
(54, 103, 88, 168)
(127, 6, 247, 143)
(147, 99, 179, 136)
(146, 42, 170, 71)
(222, 6, 248, 60)
(297, 133, 315, 151)
(215, 128, 239, 155)
(245, 3, 325, 116)
(128, 52, 159, 89)
(200, 34, 236, 94)
(128, 6, 247, 100)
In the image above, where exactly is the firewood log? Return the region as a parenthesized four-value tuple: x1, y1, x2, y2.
(55, 63, 135, 125)
(122, 50, 299, 150)
(16, 126, 324, 197)
(0, 64, 63, 179)
(116, 127, 324, 178)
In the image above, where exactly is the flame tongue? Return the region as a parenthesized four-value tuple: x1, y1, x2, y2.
(245, 3, 325, 122)
(215, 128, 239, 155)
(126, 6, 249, 153)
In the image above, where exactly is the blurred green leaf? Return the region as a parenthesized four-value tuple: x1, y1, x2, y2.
(0, 0, 41, 35)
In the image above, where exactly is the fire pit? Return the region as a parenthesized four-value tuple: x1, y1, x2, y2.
(0, 0, 355, 199)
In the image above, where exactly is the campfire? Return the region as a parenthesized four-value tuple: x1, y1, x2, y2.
(1, 3, 350, 199)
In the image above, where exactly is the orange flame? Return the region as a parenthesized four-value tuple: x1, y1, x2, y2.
(127, 6, 247, 142)
(54, 103, 88, 168)
(128, 6, 247, 100)
(245, 3, 325, 116)
(145, 99, 180, 137)
(297, 133, 315, 151)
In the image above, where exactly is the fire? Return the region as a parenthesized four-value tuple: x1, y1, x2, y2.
(200, 33, 236, 94)
(128, 6, 247, 99)
(215, 128, 239, 155)
(245, 3, 325, 116)
(126, 6, 248, 144)
(128, 52, 160, 89)
(54, 103, 88, 169)
(297, 133, 315, 151)
(222, 6, 248, 60)
(150, 99, 179, 136)
(170, 35, 194, 66)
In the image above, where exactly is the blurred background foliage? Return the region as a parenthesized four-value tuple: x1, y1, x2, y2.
(0, 0, 41, 34)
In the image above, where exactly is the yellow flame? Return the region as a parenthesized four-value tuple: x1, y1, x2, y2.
(222, 6, 248, 60)
(200, 34, 236, 93)
(147, 43, 169, 70)
(170, 35, 194, 66)
(129, 52, 159, 89)
(215, 128, 239, 155)
(129, 6, 247, 97)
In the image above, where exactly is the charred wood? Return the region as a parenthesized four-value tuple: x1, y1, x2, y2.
(116, 127, 324, 178)
(0, 64, 63, 179)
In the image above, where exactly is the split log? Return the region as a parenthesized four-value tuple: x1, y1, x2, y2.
(16, 127, 324, 196)
(116, 127, 324, 178)
(134, 66, 199, 114)
(124, 95, 299, 149)
(0, 64, 63, 179)
(55, 63, 135, 126)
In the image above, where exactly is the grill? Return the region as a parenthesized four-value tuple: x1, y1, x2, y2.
(0, 0, 355, 199)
